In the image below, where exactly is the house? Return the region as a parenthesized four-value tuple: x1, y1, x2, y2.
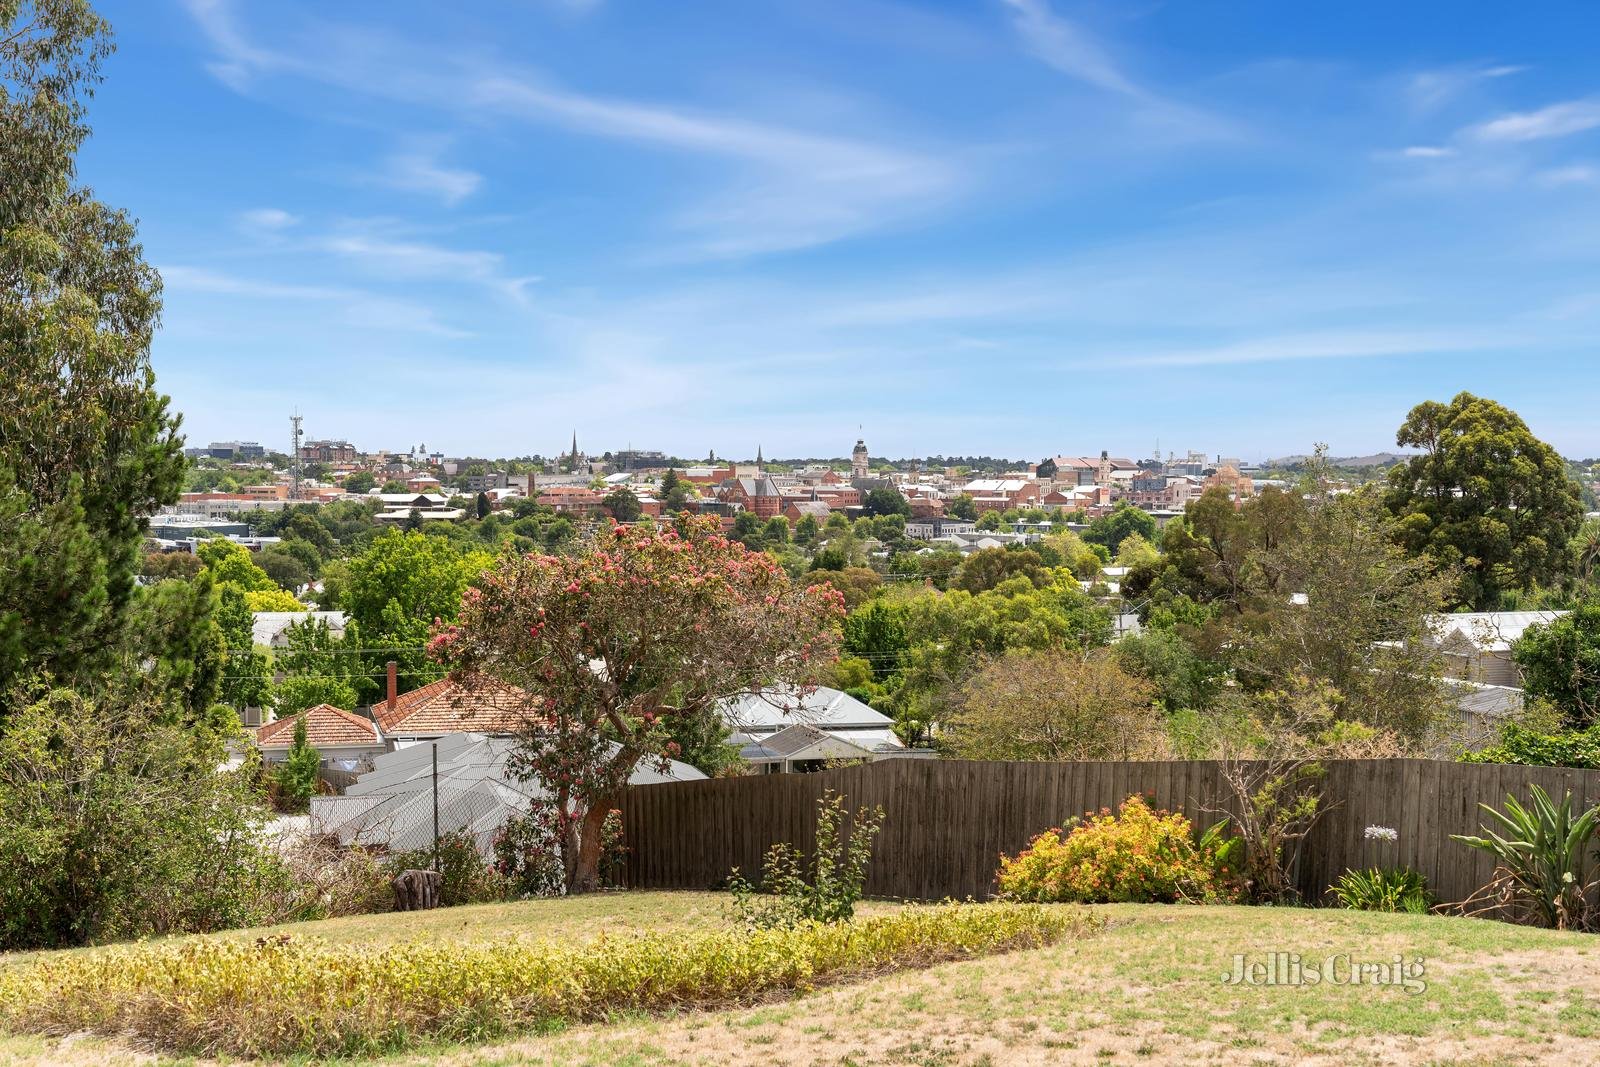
(1425, 611, 1567, 687)
(905, 517, 977, 541)
(253, 703, 386, 772)
(405, 474, 443, 493)
(538, 485, 607, 515)
(719, 685, 910, 772)
(374, 676, 535, 748)
(372, 506, 464, 523)
(1443, 682, 1528, 754)
(309, 733, 705, 858)
(1204, 465, 1255, 501)
(250, 610, 347, 649)
(961, 479, 1040, 512)
(784, 500, 832, 523)
(718, 475, 784, 518)
(739, 724, 882, 773)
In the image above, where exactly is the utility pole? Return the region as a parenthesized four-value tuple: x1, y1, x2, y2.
(431, 741, 441, 874)
(289, 412, 304, 501)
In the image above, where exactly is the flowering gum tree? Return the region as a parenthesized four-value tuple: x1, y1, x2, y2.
(431, 517, 844, 893)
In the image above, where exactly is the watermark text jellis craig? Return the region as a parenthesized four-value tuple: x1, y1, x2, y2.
(1221, 952, 1427, 994)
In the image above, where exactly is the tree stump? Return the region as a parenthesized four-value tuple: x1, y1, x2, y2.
(392, 868, 443, 911)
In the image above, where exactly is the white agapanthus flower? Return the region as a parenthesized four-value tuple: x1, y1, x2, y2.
(1364, 825, 1399, 842)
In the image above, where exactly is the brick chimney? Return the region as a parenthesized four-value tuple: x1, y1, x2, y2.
(386, 660, 398, 721)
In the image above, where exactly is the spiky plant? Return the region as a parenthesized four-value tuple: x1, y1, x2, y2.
(1452, 785, 1600, 930)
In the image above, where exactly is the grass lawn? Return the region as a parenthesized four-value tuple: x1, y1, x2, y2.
(5, 893, 1600, 1065)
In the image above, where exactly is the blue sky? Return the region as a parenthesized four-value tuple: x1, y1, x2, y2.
(83, 0, 1600, 461)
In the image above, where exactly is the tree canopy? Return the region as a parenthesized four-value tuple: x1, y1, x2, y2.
(433, 518, 843, 891)
(1385, 393, 1583, 609)
(0, 0, 188, 701)
(1514, 605, 1600, 728)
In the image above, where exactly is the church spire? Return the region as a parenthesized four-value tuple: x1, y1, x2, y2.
(756, 443, 764, 466)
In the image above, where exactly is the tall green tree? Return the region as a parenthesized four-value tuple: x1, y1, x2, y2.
(1223, 491, 1454, 743)
(273, 714, 321, 814)
(602, 486, 642, 522)
(1513, 605, 1600, 727)
(841, 600, 909, 681)
(273, 614, 368, 711)
(0, 2, 187, 703)
(1083, 502, 1158, 551)
(343, 529, 488, 688)
(658, 468, 690, 511)
(215, 585, 270, 715)
(1385, 393, 1583, 609)
(862, 486, 910, 518)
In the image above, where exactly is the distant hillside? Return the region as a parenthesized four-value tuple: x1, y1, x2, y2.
(1260, 451, 1412, 470)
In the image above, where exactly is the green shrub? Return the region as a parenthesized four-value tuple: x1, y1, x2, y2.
(1328, 867, 1432, 913)
(0, 902, 1099, 1057)
(1460, 721, 1600, 769)
(386, 830, 510, 907)
(492, 808, 626, 898)
(729, 790, 884, 928)
(0, 688, 293, 949)
(271, 714, 321, 814)
(1452, 785, 1600, 930)
(995, 794, 1242, 904)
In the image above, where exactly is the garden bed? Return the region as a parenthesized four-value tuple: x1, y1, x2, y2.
(0, 900, 1098, 1059)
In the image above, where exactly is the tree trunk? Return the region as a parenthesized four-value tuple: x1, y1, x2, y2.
(567, 794, 618, 894)
(391, 868, 443, 911)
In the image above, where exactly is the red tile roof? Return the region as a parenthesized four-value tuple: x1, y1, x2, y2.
(254, 704, 381, 748)
(375, 678, 534, 736)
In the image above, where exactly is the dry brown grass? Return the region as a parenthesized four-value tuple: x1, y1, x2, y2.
(7, 897, 1600, 1064)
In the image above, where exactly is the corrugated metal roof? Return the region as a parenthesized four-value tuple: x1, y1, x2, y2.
(719, 686, 895, 733)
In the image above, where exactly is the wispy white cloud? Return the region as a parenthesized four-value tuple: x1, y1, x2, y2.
(1098, 329, 1514, 368)
(237, 207, 299, 232)
(472, 74, 961, 256)
(1400, 145, 1456, 159)
(997, 0, 1138, 96)
(320, 230, 539, 303)
(994, 0, 1239, 143)
(1536, 164, 1599, 186)
(1471, 98, 1600, 142)
(161, 265, 474, 338)
(375, 147, 483, 206)
(1406, 63, 1524, 115)
(180, 0, 287, 91)
(182, 0, 965, 258)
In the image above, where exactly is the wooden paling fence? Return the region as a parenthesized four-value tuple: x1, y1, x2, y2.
(621, 758, 1600, 905)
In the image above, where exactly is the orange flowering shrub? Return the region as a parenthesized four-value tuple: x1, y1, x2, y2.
(995, 794, 1240, 904)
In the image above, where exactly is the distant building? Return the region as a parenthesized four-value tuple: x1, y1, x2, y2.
(613, 449, 667, 470)
(851, 438, 870, 480)
(906, 517, 978, 541)
(1204, 465, 1255, 501)
(464, 471, 510, 492)
(962, 478, 1040, 512)
(206, 440, 265, 460)
(720, 475, 784, 518)
(300, 439, 357, 464)
(148, 516, 251, 540)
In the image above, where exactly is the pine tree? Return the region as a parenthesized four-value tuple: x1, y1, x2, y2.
(274, 714, 321, 813)
(1, 3, 188, 709)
